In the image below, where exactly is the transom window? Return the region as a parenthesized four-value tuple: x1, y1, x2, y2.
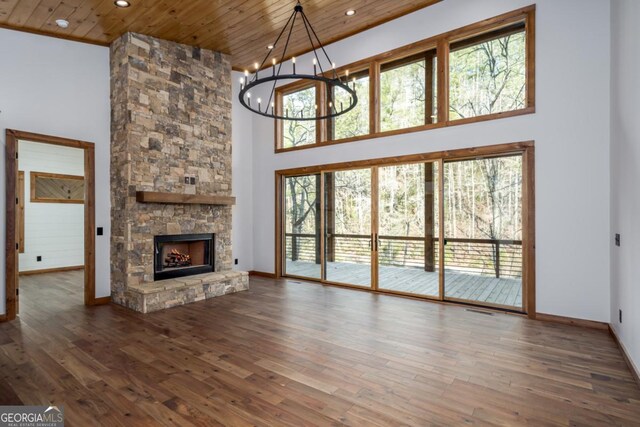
(380, 49, 437, 132)
(274, 6, 534, 152)
(449, 22, 527, 120)
(280, 86, 317, 149)
(328, 69, 370, 140)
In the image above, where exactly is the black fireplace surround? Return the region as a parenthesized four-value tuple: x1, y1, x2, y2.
(154, 233, 215, 281)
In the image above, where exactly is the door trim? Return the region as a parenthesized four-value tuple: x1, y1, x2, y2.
(5, 131, 18, 320)
(18, 171, 25, 253)
(371, 167, 379, 291)
(275, 141, 535, 318)
(438, 158, 445, 300)
(5, 129, 99, 322)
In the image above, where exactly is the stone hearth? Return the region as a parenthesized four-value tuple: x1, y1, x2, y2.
(110, 32, 247, 312)
(125, 271, 248, 313)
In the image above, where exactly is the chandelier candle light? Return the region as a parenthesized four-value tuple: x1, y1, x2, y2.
(238, 1, 358, 121)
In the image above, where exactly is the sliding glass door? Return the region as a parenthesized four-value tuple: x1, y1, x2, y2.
(443, 155, 523, 309)
(280, 149, 528, 313)
(323, 168, 373, 287)
(377, 162, 440, 298)
(283, 174, 321, 279)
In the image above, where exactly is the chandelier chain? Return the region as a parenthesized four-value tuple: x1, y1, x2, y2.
(300, 10, 325, 77)
(265, 12, 298, 112)
(300, 10, 339, 81)
(254, 10, 296, 78)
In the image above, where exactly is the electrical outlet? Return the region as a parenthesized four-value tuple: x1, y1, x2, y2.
(190, 176, 196, 185)
(619, 309, 623, 323)
(37, 256, 42, 262)
(615, 233, 621, 247)
(184, 176, 190, 184)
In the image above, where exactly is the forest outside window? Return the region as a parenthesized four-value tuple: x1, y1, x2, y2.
(380, 50, 437, 132)
(449, 22, 527, 120)
(284, 174, 321, 279)
(281, 85, 317, 149)
(328, 69, 370, 140)
(274, 6, 534, 152)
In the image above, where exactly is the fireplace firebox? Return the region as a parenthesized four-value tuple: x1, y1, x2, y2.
(154, 233, 214, 281)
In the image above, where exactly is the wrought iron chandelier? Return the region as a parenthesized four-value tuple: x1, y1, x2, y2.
(238, 1, 358, 121)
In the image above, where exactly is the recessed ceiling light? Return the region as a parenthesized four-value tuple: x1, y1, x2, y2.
(267, 45, 274, 50)
(55, 19, 69, 28)
(345, 9, 356, 16)
(114, 0, 131, 7)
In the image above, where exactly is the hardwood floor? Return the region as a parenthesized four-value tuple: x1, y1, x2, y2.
(18, 269, 85, 315)
(1, 273, 639, 426)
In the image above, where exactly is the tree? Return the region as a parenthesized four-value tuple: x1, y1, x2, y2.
(449, 32, 526, 119)
(283, 87, 316, 148)
(380, 60, 426, 131)
(444, 157, 523, 277)
(285, 175, 318, 261)
(332, 76, 370, 139)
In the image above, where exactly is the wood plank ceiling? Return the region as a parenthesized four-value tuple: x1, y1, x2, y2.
(0, 0, 441, 70)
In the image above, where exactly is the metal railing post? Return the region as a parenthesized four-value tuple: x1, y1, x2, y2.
(495, 241, 501, 278)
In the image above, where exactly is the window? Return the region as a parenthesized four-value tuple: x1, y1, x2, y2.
(380, 50, 437, 132)
(449, 23, 527, 120)
(328, 70, 370, 140)
(281, 86, 317, 149)
(274, 6, 534, 152)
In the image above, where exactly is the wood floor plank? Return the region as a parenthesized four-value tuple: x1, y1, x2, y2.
(0, 271, 638, 426)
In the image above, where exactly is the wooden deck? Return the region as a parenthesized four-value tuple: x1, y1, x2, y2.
(286, 260, 522, 308)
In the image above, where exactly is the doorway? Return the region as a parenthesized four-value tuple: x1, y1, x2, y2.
(5, 130, 97, 321)
(277, 142, 535, 316)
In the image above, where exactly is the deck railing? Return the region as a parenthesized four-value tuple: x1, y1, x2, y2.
(285, 232, 522, 278)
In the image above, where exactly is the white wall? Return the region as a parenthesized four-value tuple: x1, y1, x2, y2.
(244, 0, 611, 322)
(610, 0, 640, 374)
(18, 141, 84, 272)
(0, 28, 111, 314)
(232, 72, 255, 272)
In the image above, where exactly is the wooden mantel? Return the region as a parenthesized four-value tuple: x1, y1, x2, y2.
(135, 191, 236, 206)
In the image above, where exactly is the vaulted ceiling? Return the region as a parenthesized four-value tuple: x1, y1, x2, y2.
(0, 0, 441, 70)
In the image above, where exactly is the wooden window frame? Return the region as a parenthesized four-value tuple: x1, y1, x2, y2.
(18, 171, 25, 253)
(30, 171, 85, 204)
(274, 5, 535, 153)
(275, 141, 536, 318)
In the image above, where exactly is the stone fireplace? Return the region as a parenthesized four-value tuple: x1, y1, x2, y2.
(110, 32, 248, 313)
